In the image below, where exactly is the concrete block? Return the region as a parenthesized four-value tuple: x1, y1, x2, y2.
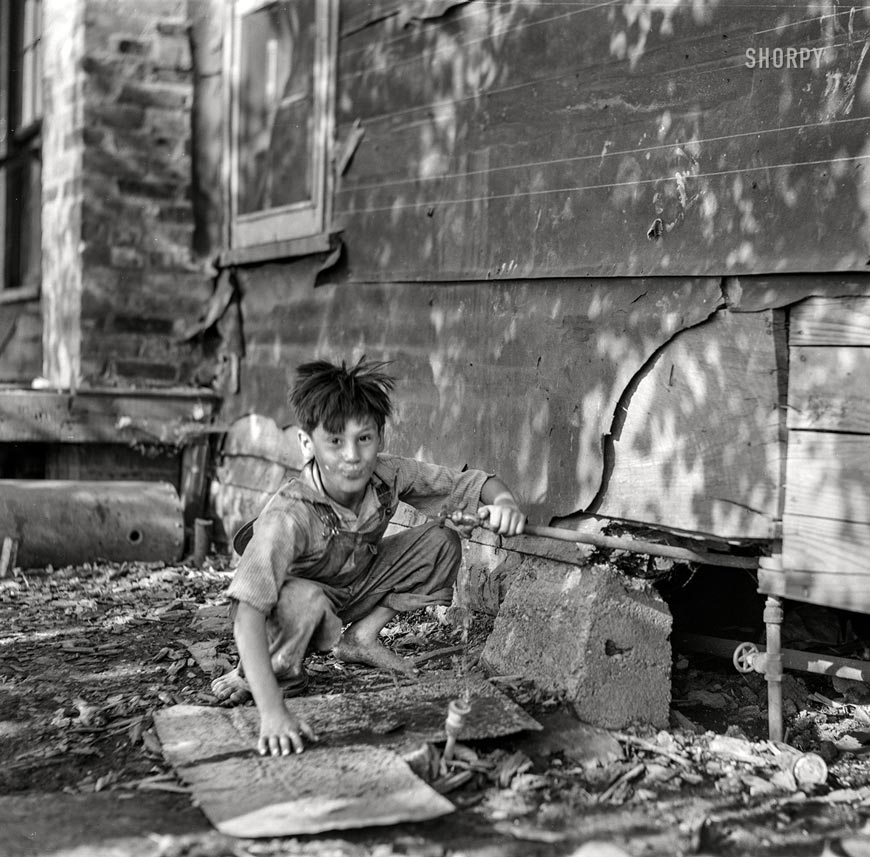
(481, 558, 672, 730)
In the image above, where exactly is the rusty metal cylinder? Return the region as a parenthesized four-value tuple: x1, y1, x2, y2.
(0, 480, 184, 568)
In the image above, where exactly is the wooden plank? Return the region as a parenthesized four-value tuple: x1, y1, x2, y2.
(159, 730, 452, 837)
(790, 296, 870, 346)
(759, 567, 870, 613)
(153, 675, 539, 836)
(180, 440, 210, 541)
(44, 443, 180, 484)
(782, 515, 870, 576)
(785, 432, 870, 524)
(725, 275, 870, 313)
(0, 390, 218, 444)
(218, 232, 332, 267)
(787, 346, 870, 433)
(595, 310, 782, 539)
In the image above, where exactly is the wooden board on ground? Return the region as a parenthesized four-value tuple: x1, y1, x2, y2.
(154, 674, 540, 837)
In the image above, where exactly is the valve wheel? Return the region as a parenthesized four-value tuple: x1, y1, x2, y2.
(732, 642, 759, 674)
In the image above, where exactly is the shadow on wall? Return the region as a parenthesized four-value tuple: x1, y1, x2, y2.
(235, 266, 780, 540)
(335, 0, 870, 279)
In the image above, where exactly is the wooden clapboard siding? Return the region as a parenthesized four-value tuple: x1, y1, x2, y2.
(781, 516, 870, 578)
(771, 293, 870, 607)
(759, 566, 870, 612)
(785, 432, 870, 524)
(787, 347, 870, 433)
(790, 296, 870, 346)
(329, 2, 870, 282)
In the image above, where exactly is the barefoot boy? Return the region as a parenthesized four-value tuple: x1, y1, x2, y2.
(212, 358, 525, 757)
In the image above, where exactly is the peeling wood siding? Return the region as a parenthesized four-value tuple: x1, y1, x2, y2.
(333, 1, 870, 281)
(593, 309, 784, 539)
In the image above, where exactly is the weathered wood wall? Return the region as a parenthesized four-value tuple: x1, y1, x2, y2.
(332, 2, 870, 281)
(760, 295, 870, 611)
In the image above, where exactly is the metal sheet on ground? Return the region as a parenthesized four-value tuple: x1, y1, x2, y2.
(154, 674, 541, 837)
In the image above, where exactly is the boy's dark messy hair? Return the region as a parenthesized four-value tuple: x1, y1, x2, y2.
(290, 357, 395, 435)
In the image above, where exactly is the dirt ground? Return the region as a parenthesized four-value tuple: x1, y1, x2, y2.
(4, 558, 870, 857)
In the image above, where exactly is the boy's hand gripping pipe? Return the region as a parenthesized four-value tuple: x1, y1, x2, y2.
(437, 508, 758, 570)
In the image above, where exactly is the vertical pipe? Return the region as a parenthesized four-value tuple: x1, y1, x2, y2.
(193, 518, 213, 567)
(764, 596, 784, 742)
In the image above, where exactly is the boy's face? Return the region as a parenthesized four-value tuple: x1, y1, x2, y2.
(298, 415, 383, 510)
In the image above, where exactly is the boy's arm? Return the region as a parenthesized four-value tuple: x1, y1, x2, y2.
(234, 601, 316, 756)
(478, 475, 526, 536)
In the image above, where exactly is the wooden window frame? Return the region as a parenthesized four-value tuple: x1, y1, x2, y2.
(0, 0, 42, 296)
(224, 0, 337, 262)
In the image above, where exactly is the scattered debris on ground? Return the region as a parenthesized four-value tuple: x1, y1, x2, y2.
(4, 558, 870, 856)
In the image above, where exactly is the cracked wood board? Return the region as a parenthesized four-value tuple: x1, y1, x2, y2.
(154, 673, 540, 837)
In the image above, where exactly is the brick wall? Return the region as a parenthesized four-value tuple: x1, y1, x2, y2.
(42, 0, 214, 389)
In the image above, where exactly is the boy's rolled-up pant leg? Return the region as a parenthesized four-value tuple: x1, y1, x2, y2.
(341, 522, 462, 624)
(266, 577, 343, 677)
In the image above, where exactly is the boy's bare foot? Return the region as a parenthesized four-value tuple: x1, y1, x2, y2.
(211, 668, 251, 705)
(334, 636, 419, 677)
(211, 668, 309, 706)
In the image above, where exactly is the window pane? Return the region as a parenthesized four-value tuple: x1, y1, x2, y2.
(238, 1, 315, 215)
(5, 150, 41, 288)
(18, 0, 42, 128)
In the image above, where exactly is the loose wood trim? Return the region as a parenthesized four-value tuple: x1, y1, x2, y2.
(759, 567, 870, 612)
(782, 514, 870, 575)
(181, 440, 211, 537)
(218, 233, 333, 267)
(790, 296, 870, 346)
(787, 346, 870, 432)
(522, 524, 758, 568)
(0, 390, 217, 443)
(0, 286, 39, 305)
(785, 431, 870, 524)
(0, 537, 19, 577)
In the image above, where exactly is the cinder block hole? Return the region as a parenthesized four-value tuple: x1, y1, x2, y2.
(604, 639, 631, 656)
